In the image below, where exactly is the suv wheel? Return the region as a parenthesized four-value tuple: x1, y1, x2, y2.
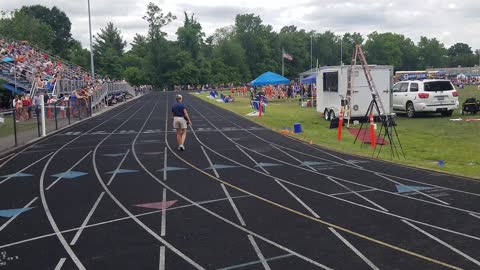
(406, 102, 415, 118)
(441, 110, 453, 117)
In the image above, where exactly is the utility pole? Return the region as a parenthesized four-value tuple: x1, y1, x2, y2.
(87, 0, 95, 80)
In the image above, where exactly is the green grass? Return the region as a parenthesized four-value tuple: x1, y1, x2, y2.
(195, 85, 480, 179)
(0, 115, 38, 138)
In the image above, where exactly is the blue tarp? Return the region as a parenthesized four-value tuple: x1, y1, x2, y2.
(2, 57, 15, 62)
(251, 71, 290, 86)
(302, 73, 316, 84)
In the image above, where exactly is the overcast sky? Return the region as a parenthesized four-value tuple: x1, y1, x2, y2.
(2, 0, 480, 51)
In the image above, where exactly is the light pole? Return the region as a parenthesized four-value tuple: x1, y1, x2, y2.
(87, 0, 95, 80)
(310, 35, 313, 70)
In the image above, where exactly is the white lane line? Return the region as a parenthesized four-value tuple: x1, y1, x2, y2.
(0, 195, 252, 250)
(330, 188, 378, 197)
(241, 143, 480, 215)
(0, 95, 143, 169)
(221, 184, 247, 226)
(46, 151, 92, 191)
(190, 98, 363, 170)
(326, 176, 389, 212)
(469, 213, 480, 220)
(285, 141, 480, 198)
(328, 227, 380, 270)
(235, 145, 269, 174)
(0, 197, 38, 232)
(107, 149, 131, 186)
(163, 147, 167, 181)
(157, 102, 333, 270)
(0, 152, 15, 162)
(40, 158, 86, 269)
(270, 144, 317, 171)
(36, 100, 146, 270)
(161, 188, 167, 236)
(189, 132, 480, 242)
(0, 153, 53, 185)
(54, 258, 67, 270)
(247, 235, 272, 270)
(201, 146, 220, 178)
(274, 179, 320, 218)
(70, 192, 105, 246)
(375, 173, 450, 205)
(402, 220, 480, 267)
(95, 99, 206, 270)
(159, 246, 166, 270)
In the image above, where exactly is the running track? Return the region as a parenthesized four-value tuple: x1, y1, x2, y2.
(1, 92, 480, 270)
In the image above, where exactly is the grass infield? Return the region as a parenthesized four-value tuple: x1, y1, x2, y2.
(196, 85, 480, 179)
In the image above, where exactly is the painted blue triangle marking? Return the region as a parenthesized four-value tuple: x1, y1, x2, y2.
(0, 207, 33, 218)
(205, 164, 240, 170)
(1, 172, 33, 178)
(103, 153, 126, 157)
(106, 169, 139, 174)
(396, 184, 434, 193)
(256, 162, 282, 168)
(158, 167, 188, 172)
(302, 161, 331, 166)
(51, 171, 88, 179)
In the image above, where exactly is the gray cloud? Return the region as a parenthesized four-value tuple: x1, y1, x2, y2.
(1, 0, 480, 51)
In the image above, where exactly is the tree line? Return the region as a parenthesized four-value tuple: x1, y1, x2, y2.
(1, 3, 479, 88)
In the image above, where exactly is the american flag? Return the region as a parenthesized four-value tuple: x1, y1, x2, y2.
(283, 51, 293, 61)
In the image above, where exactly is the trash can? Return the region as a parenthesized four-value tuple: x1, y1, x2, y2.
(294, 123, 303, 133)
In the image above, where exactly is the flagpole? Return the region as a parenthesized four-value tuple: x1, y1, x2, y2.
(282, 48, 284, 76)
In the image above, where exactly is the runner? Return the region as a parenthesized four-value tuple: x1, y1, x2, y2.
(172, 94, 192, 151)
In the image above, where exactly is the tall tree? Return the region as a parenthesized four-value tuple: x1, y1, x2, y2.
(19, 5, 73, 57)
(417, 36, 447, 69)
(447, 43, 473, 57)
(235, 14, 276, 77)
(364, 32, 418, 70)
(0, 10, 55, 49)
(176, 12, 205, 60)
(142, 2, 176, 86)
(93, 22, 127, 78)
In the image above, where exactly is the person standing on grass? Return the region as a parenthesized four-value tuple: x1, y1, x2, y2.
(172, 94, 191, 151)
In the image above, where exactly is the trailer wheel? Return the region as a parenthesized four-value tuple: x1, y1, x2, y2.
(324, 109, 330, 121)
(328, 110, 336, 120)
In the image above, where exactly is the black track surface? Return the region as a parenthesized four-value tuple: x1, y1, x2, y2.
(1, 92, 479, 270)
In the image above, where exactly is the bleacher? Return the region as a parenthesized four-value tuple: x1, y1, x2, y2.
(0, 37, 136, 109)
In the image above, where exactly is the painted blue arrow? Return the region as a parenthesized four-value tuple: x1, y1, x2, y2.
(0, 207, 33, 218)
(255, 163, 282, 168)
(1, 172, 33, 178)
(106, 169, 139, 174)
(158, 167, 188, 172)
(302, 161, 331, 166)
(205, 164, 240, 170)
(396, 184, 434, 193)
(103, 153, 126, 157)
(51, 171, 88, 179)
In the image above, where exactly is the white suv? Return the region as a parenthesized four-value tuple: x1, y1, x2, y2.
(392, 80, 459, 117)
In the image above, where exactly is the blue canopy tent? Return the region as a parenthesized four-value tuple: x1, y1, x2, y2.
(251, 71, 290, 86)
(302, 73, 316, 84)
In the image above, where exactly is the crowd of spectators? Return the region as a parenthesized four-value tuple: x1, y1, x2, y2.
(0, 39, 93, 93)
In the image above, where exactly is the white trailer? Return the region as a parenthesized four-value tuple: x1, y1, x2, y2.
(316, 65, 393, 121)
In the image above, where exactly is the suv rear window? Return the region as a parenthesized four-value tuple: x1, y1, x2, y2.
(424, 81, 454, 92)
